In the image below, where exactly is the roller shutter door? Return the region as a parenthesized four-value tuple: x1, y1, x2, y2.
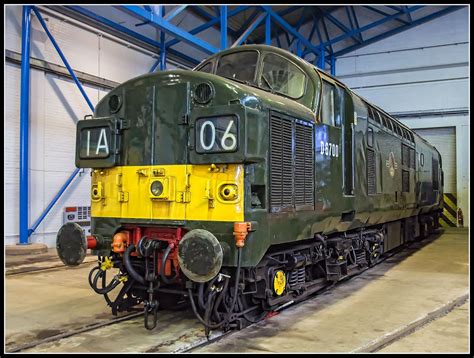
(413, 127, 456, 193)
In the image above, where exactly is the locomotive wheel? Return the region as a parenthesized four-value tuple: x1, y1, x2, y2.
(238, 294, 268, 324)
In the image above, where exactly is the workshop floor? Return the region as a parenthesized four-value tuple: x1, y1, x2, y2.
(4, 228, 469, 353)
(195, 227, 469, 353)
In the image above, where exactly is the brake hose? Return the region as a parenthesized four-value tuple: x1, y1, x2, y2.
(160, 244, 178, 284)
(123, 244, 146, 285)
(188, 248, 242, 329)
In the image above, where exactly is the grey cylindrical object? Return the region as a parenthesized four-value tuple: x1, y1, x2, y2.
(178, 229, 223, 283)
(56, 222, 87, 266)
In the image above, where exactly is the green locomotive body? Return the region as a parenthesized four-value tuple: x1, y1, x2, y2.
(59, 45, 443, 330)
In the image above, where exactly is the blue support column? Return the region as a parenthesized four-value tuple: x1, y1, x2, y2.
(318, 45, 325, 70)
(159, 6, 166, 70)
(19, 5, 32, 245)
(25, 7, 100, 238)
(296, 40, 302, 57)
(221, 6, 228, 49)
(331, 55, 336, 76)
(32, 7, 94, 112)
(265, 13, 271, 45)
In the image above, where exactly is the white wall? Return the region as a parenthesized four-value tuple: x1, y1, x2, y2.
(335, 7, 469, 226)
(4, 6, 178, 247)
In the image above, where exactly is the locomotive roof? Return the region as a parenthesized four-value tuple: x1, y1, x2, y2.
(197, 45, 426, 143)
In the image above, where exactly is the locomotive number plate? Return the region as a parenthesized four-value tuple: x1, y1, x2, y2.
(79, 126, 111, 159)
(196, 116, 238, 153)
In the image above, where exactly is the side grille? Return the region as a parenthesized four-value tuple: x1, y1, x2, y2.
(367, 149, 376, 195)
(294, 122, 314, 208)
(402, 169, 410, 192)
(269, 112, 314, 212)
(270, 114, 293, 211)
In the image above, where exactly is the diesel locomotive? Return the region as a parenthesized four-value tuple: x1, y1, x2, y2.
(57, 45, 443, 331)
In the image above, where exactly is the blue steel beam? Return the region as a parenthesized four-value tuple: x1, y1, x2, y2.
(123, 6, 219, 54)
(265, 13, 271, 45)
(164, 5, 187, 21)
(288, 9, 308, 48)
(25, 6, 100, 238)
(231, 13, 267, 47)
(258, 6, 316, 43)
(149, 58, 160, 73)
(296, 40, 302, 57)
(189, 6, 239, 37)
(334, 6, 462, 57)
(28, 168, 81, 236)
(165, 6, 249, 49)
(235, 8, 259, 37)
(66, 6, 199, 66)
(275, 22, 282, 48)
(320, 8, 361, 44)
(318, 44, 325, 69)
(307, 19, 317, 44)
(19, 6, 32, 245)
(192, 6, 215, 21)
(404, 6, 413, 23)
(320, 16, 334, 55)
(364, 6, 408, 25)
(350, 7, 363, 42)
(262, 6, 320, 56)
(157, 6, 166, 71)
(32, 7, 94, 112)
(303, 5, 424, 57)
(221, 6, 227, 49)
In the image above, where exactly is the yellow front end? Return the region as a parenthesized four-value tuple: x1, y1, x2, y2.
(90, 164, 244, 222)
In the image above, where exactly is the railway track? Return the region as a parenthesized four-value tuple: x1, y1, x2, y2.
(7, 233, 442, 353)
(6, 258, 97, 276)
(6, 311, 144, 353)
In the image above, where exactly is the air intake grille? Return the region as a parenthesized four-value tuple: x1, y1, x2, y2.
(270, 114, 293, 211)
(367, 149, 376, 195)
(402, 170, 410, 192)
(269, 112, 314, 212)
(294, 122, 314, 208)
(194, 83, 213, 104)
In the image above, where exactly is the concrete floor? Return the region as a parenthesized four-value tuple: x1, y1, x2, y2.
(195, 228, 469, 353)
(4, 228, 469, 353)
(379, 301, 469, 353)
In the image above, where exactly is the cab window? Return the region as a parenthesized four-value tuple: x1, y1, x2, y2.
(216, 51, 258, 83)
(196, 61, 213, 73)
(260, 53, 306, 99)
(321, 81, 342, 127)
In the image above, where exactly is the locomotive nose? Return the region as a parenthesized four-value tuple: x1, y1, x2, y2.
(177, 229, 223, 283)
